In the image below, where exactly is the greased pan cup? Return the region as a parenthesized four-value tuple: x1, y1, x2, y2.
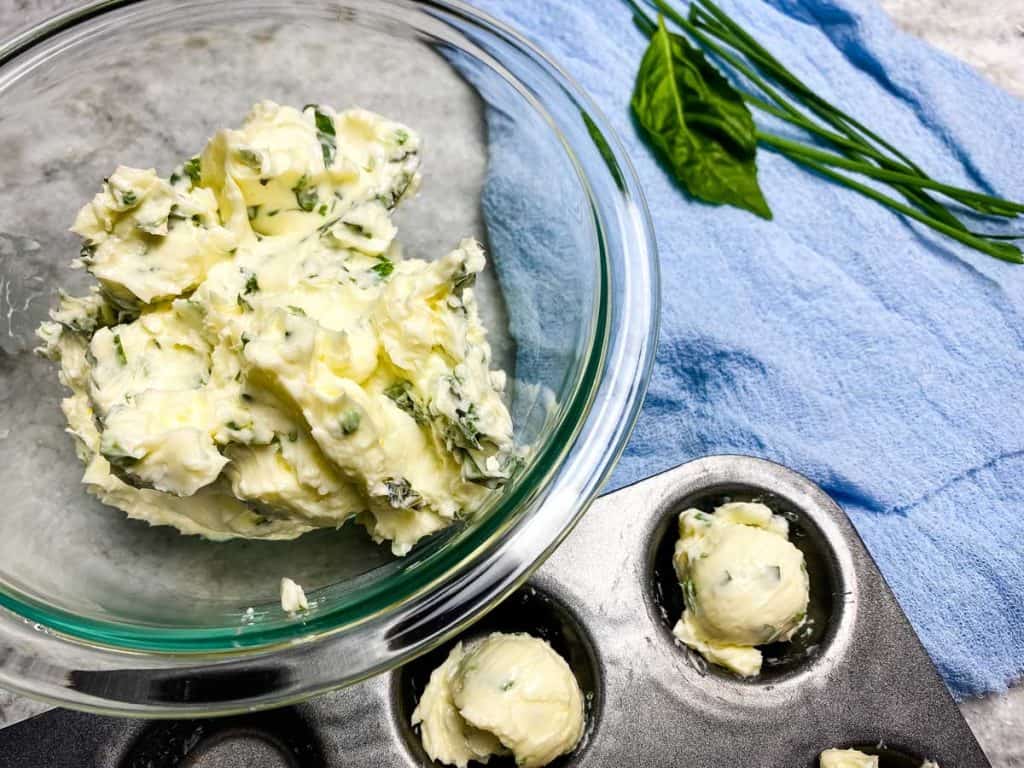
(0, 0, 658, 715)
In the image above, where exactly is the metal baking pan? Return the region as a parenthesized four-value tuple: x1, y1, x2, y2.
(0, 456, 989, 767)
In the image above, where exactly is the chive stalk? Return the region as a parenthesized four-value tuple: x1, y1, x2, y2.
(625, 0, 1023, 263)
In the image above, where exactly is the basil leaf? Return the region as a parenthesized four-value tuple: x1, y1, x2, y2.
(631, 15, 771, 219)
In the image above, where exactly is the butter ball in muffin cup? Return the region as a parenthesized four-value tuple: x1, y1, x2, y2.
(672, 501, 810, 676)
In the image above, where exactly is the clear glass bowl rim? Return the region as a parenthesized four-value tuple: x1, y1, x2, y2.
(0, 0, 660, 716)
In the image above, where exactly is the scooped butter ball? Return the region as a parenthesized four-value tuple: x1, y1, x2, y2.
(412, 633, 585, 768)
(819, 750, 939, 768)
(672, 501, 809, 677)
(819, 748, 879, 768)
(411, 642, 506, 768)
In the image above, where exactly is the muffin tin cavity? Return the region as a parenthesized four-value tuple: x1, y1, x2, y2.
(648, 484, 842, 682)
(394, 585, 601, 767)
(809, 745, 935, 768)
(119, 709, 326, 768)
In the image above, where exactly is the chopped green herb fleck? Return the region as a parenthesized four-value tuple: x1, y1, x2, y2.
(183, 156, 201, 185)
(236, 148, 263, 169)
(247, 205, 260, 220)
(371, 260, 394, 279)
(113, 334, 127, 365)
(287, 429, 298, 442)
(384, 381, 428, 424)
(451, 264, 476, 295)
(340, 409, 361, 435)
(286, 305, 306, 316)
(292, 175, 319, 212)
(394, 128, 409, 145)
(682, 577, 697, 608)
(103, 443, 139, 467)
(120, 189, 137, 206)
(460, 451, 523, 489)
(237, 294, 253, 311)
(244, 273, 259, 294)
(306, 105, 337, 167)
(383, 477, 422, 509)
(500, 680, 515, 692)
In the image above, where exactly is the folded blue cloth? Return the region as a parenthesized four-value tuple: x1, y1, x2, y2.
(472, 0, 1024, 699)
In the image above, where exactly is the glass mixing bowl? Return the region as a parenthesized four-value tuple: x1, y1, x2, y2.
(0, 0, 658, 715)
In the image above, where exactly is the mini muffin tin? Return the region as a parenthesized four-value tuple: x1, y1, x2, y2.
(0, 456, 990, 767)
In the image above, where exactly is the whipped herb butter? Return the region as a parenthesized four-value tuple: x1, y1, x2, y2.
(38, 102, 518, 555)
(672, 501, 810, 676)
(413, 633, 585, 768)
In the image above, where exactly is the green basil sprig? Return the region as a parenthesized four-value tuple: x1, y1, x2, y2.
(631, 15, 770, 218)
(625, 0, 1024, 262)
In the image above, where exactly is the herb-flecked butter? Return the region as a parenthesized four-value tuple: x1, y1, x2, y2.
(37, 102, 520, 556)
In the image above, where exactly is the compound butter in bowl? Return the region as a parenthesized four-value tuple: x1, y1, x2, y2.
(0, 0, 657, 715)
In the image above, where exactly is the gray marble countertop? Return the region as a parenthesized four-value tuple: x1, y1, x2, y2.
(0, 0, 1022, 765)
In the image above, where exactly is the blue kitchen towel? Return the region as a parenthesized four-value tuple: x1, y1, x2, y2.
(471, 0, 1024, 699)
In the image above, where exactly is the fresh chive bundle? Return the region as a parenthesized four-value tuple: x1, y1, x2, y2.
(626, 0, 1024, 263)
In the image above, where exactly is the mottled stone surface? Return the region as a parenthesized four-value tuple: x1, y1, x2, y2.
(0, 1, 1022, 766)
(880, 0, 1024, 98)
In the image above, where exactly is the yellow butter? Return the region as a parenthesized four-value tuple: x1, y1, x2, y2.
(37, 101, 518, 555)
(672, 501, 810, 676)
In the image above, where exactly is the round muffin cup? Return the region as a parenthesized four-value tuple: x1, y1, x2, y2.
(394, 585, 601, 767)
(648, 485, 843, 682)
